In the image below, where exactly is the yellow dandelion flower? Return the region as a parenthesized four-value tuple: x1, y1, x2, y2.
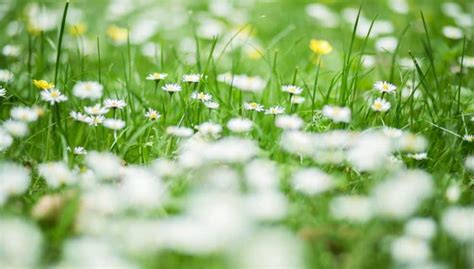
(69, 23, 86, 36)
(106, 25, 128, 44)
(309, 39, 333, 55)
(33, 79, 55, 90)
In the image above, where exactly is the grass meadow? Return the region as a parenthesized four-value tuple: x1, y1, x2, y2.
(0, 0, 473, 268)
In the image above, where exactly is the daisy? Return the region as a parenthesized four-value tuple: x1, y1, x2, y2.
(374, 81, 397, 94)
(103, 119, 126, 130)
(197, 122, 222, 137)
(281, 85, 303, 95)
(10, 107, 39, 122)
(85, 115, 105, 126)
(146, 72, 168, 81)
(0, 87, 6, 97)
(243, 102, 264, 112)
(371, 98, 391, 112)
(40, 89, 68, 105)
(191, 91, 212, 102)
(103, 99, 126, 109)
(183, 74, 203, 83)
(204, 101, 219, 109)
(162, 83, 182, 93)
(322, 105, 351, 123)
(463, 134, 473, 142)
(33, 79, 54, 90)
(71, 146, 87, 155)
(166, 126, 194, 137)
(73, 81, 103, 100)
(84, 104, 109, 115)
(145, 108, 161, 121)
(265, 106, 285, 115)
(182, 74, 203, 83)
(70, 111, 88, 122)
(227, 118, 253, 133)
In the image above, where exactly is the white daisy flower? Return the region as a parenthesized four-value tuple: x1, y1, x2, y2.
(145, 108, 161, 121)
(182, 73, 203, 83)
(166, 126, 194, 137)
(72, 81, 103, 100)
(71, 146, 87, 155)
(162, 83, 182, 93)
(70, 111, 88, 122)
(371, 98, 391, 112)
(103, 99, 126, 109)
(103, 119, 125, 130)
(322, 105, 351, 123)
(463, 134, 473, 142)
(191, 91, 212, 102)
(204, 101, 219, 109)
(374, 81, 397, 94)
(442, 26, 463, 39)
(84, 104, 109, 115)
(227, 118, 253, 133)
(0, 87, 6, 97)
(40, 89, 68, 105)
(146, 72, 168, 81)
(282, 85, 303, 95)
(243, 102, 264, 112)
(10, 107, 38, 122)
(84, 115, 105, 126)
(265, 106, 285, 115)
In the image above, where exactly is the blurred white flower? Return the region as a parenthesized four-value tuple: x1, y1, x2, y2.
(0, 218, 42, 267)
(405, 218, 437, 241)
(227, 118, 253, 133)
(375, 36, 398, 53)
(330, 195, 373, 223)
(2, 120, 28, 137)
(0, 162, 30, 205)
(182, 74, 203, 83)
(103, 119, 126, 130)
(0, 128, 13, 151)
(73, 81, 103, 100)
(265, 106, 285, 115)
(145, 108, 161, 121)
(38, 162, 77, 188)
(0, 69, 14, 82)
(166, 126, 194, 137)
(441, 206, 474, 243)
(391, 236, 431, 265)
(275, 114, 304, 130)
(85, 151, 122, 180)
(322, 105, 351, 123)
(372, 170, 433, 219)
(11, 106, 38, 122)
(85, 104, 109, 115)
(292, 168, 334, 195)
(442, 26, 463, 39)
